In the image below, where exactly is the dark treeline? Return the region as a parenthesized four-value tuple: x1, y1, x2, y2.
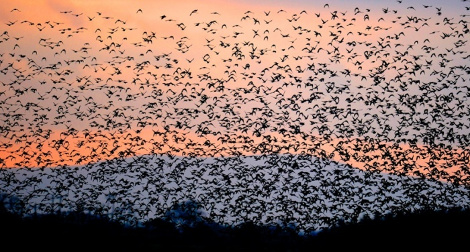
(1, 197, 469, 251)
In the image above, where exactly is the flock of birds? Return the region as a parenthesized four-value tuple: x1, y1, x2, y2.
(2, 153, 470, 234)
(1, 0, 470, 233)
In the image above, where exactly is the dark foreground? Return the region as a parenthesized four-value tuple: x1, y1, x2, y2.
(1, 204, 469, 251)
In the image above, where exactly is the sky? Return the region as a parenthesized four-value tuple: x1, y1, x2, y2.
(0, 0, 469, 186)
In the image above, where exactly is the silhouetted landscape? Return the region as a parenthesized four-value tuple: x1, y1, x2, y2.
(2, 196, 469, 251)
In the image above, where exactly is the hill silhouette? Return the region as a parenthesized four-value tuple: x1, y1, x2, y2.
(1, 197, 469, 251)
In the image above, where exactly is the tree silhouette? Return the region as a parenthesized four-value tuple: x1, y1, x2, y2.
(163, 199, 208, 230)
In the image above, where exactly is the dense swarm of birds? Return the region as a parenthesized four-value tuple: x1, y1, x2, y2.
(2, 154, 470, 234)
(1, 0, 470, 233)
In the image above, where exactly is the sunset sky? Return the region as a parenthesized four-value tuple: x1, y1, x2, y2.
(0, 0, 469, 186)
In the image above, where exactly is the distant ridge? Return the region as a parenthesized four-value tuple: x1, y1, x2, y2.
(2, 201, 470, 251)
